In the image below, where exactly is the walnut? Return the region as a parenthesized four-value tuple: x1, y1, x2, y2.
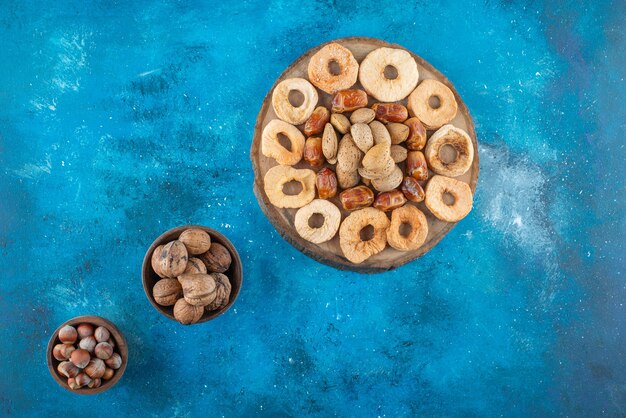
(205, 273, 232, 311)
(173, 299, 204, 325)
(199, 243, 232, 273)
(178, 228, 211, 255)
(152, 278, 182, 306)
(156, 240, 188, 278)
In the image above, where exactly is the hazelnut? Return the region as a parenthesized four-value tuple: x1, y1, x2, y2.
(67, 377, 79, 390)
(53, 343, 75, 361)
(94, 326, 110, 343)
(58, 325, 77, 344)
(199, 243, 231, 273)
(76, 323, 94, 339)
(70, 349, 91, 368)
(85, 358, 106, 378)
(183, 257, 207, 275)
(178, 273, 217, 306)
(79, 336, 97, 353)
(179, 228, 211, 255)
(157, 240, 188, 278)
(74, 372, 92, 388)
(88, 378, 102, 389)
(95, 342, 113, 360)
(107, 338, 116, 349)
(102, 367, 115, 380)
(151, 244, 167, 278)
(152, 278, 182, 306)
(57, 361, 80, 378)
(105, 353, 122, 370)
(173, 298, 204, 325)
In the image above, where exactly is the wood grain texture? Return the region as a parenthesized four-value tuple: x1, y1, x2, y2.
(251, 37, 479, 273)
(46, 315, 128, 395)
(141, 225, 243, 324)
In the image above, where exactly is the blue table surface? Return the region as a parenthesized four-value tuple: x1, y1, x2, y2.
(1, 0, 625, 416)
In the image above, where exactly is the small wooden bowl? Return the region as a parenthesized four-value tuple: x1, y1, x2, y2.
(47, 315, 128, 394)
(142, 225, 243, 324)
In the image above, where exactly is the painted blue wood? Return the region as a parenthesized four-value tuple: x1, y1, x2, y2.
(1, 1, 624, 416)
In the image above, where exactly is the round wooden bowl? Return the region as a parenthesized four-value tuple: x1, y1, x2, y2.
(142, 225, 242, 324)
(47, 315, 128, 394)
(250, 37, 479, 273)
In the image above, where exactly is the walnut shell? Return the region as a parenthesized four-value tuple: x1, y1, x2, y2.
(177, 273, 217, 306)
(151, 245, 167, 278)
(152, 278, 182, 306)
(199, 243, 232, 273)
(178, 228, 211, 255)
(205, 273, 232, 311)
(157, 240, 188, 278)
(173, 298, 204, 325)
(183, 257, 207, 275)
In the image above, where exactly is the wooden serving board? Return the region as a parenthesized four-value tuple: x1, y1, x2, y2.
(251, 37, 479, 273)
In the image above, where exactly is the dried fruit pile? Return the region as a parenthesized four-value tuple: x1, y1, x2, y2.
(150, 228, 233, 324)
(52, 323, 123, 390)
(261, 43, 475, 264)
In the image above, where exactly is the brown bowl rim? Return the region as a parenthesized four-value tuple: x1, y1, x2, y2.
(141, 225, 243, 324)
(46, 315, 128, 395)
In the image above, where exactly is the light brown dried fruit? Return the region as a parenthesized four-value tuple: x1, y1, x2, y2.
(387, 123, 410, 144)
(330, 113, 351, 134)
(390, 145, 407, 163)
(304, 106, 330, 137)
(371, 103, 408, 123)
(178, 273, 217, 306)
(153, 278, 183, 306)
(316, 167, 338, 199)
(263, 165, 316, 209)
(157, 240, 188, 278)
(386, 204, 428, 251)
(331, 89, 368, 113)
(404, 117, 427, 150)
(322, 123, 338, 164)
(178, 228, 211, 255)
(173, 298, 204, 325)
(406, 150, 429, 181)
(401, 176, 425, 202)
(339, 185, 375, 211)
(339, 207, 390, 264)
(373, 190, 407, 212)
(304, 136, 325, 167)
(424, 175, 473, 222)
(349, 108, 376, 124)
(200, 242, 232, 273)
(205, 273, 232, 311)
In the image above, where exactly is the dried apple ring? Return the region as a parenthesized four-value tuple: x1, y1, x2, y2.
(263, 165, 316, 209)
(408, 79, 458, 129)
(339, 207, 390, 264)
(386, 205, 428, 251)
(272, 78, 318, 125)
(425, 124, 474, 177)
(424, 175, 473, 222)
(307, 43, 359, 94)
(294, 199, 341, 244)
(261, 119, 305, 166)
(358, 47, 419, 102)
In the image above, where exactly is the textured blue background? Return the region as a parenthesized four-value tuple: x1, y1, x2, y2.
(1, 0, 625, 416)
